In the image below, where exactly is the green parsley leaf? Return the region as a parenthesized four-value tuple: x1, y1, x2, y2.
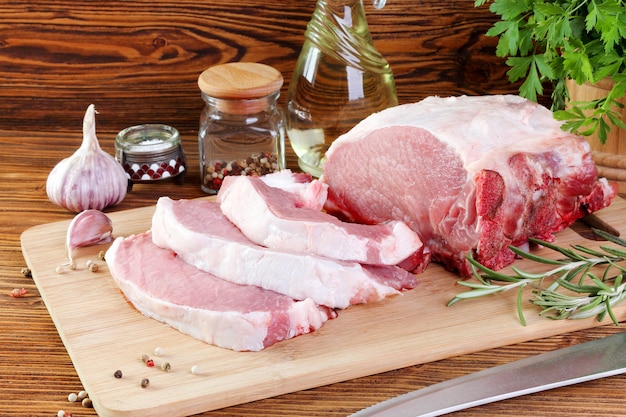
(475, 0, 626, 142)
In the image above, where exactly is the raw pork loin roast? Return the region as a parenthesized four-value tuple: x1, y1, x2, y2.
(321, 95, 617, 275)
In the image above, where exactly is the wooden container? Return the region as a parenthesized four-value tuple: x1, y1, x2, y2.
(566, 78, 626, 195)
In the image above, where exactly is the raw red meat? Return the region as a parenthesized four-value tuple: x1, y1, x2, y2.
(321, 95, 617, 276)
(217, 174, 424, 266)
(151, 197, 417, 309)
(106, 231, 336, 351)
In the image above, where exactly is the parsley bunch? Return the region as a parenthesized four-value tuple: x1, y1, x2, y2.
(476, 0, 626, 143)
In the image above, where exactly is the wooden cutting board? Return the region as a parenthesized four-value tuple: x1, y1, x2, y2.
(21, 197, 626, 417)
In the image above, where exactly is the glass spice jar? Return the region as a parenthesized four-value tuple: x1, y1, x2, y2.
(115, 124, 186, 188)
(197, 62, 286, 194)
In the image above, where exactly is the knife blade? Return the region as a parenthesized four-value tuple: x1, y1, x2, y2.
(349, 331, 626, 417)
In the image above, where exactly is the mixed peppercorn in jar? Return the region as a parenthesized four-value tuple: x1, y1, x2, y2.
(197, 62, 285, 194)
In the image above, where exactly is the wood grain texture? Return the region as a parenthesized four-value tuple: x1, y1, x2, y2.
(0, 0, 535, 136)
(1, 1, 622, 416)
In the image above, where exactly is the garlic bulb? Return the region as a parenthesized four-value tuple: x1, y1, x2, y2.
(46, 104, 128, 212)
(66, 209, 114, 263)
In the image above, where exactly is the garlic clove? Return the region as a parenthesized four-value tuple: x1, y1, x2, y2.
(46, 104, 129, 213)
(66, 209, 114, 262)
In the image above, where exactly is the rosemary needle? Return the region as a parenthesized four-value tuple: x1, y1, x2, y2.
(448, 228, 626, 326)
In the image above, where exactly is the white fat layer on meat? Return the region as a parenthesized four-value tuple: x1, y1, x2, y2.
(259, 169, 329, 210)
(325, 95, 586, 174)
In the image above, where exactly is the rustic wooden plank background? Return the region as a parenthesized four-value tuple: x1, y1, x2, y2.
(0, 0, 527, 136)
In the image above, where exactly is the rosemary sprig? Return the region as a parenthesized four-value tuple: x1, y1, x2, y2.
(448, 228, 626, 326)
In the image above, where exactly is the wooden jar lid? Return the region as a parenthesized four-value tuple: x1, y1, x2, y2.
(198, 62, 284, 99)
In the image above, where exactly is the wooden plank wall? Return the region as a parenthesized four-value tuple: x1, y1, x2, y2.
(0, 0, 527, 137)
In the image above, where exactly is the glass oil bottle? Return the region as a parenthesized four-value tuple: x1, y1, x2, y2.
(286, 0, 397, 177)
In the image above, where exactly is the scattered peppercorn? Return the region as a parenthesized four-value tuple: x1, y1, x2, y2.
(88, 261, 99, 272)
(145, 359, 155, 367)
(153, 346, 164, 356)
(160, 362, 171, 372)
(55, 261, 76, 274)
(140, 378, 150, 388)
(20, 267, 31, 278)
(10, 288, 27, 298)
(98, 250, 106, 261)
(82, 397, 93, 408)
(190, 365, 202, 375)
(141, 353, 150, 363)
(77, 390, 88, 401)
(67, 392, 78, 402)
(113, 369, 123, 379)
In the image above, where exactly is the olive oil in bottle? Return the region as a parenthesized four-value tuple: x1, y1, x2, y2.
(286, 0, 397, 177)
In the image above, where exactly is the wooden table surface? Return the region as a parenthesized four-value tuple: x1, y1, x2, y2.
(1, 127, 626, 417)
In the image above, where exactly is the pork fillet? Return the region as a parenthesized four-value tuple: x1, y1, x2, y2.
(106, 232, 335, 351)
(151, 197, 417, 309)
(217, 174, 424, 267)
(321, 95, 617, 276)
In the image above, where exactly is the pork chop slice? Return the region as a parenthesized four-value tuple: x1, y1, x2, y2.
(106, 232, 336, 352)
(321, 95, 617, 276)
(259, 169, 328, 210)
(151, 197, 417, 309)
(217, 174, 425, 267)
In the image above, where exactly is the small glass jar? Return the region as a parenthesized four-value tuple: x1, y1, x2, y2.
(115, 124, 186, 187)
(198, 62, 285, 194)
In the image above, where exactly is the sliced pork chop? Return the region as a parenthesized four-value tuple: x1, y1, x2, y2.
(321, 95, 617, 276)
(259, 169, 328, 210)
(106, 232, 336, 352)
(217, 174, 425, 267)
(151, 197, 417, 309)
